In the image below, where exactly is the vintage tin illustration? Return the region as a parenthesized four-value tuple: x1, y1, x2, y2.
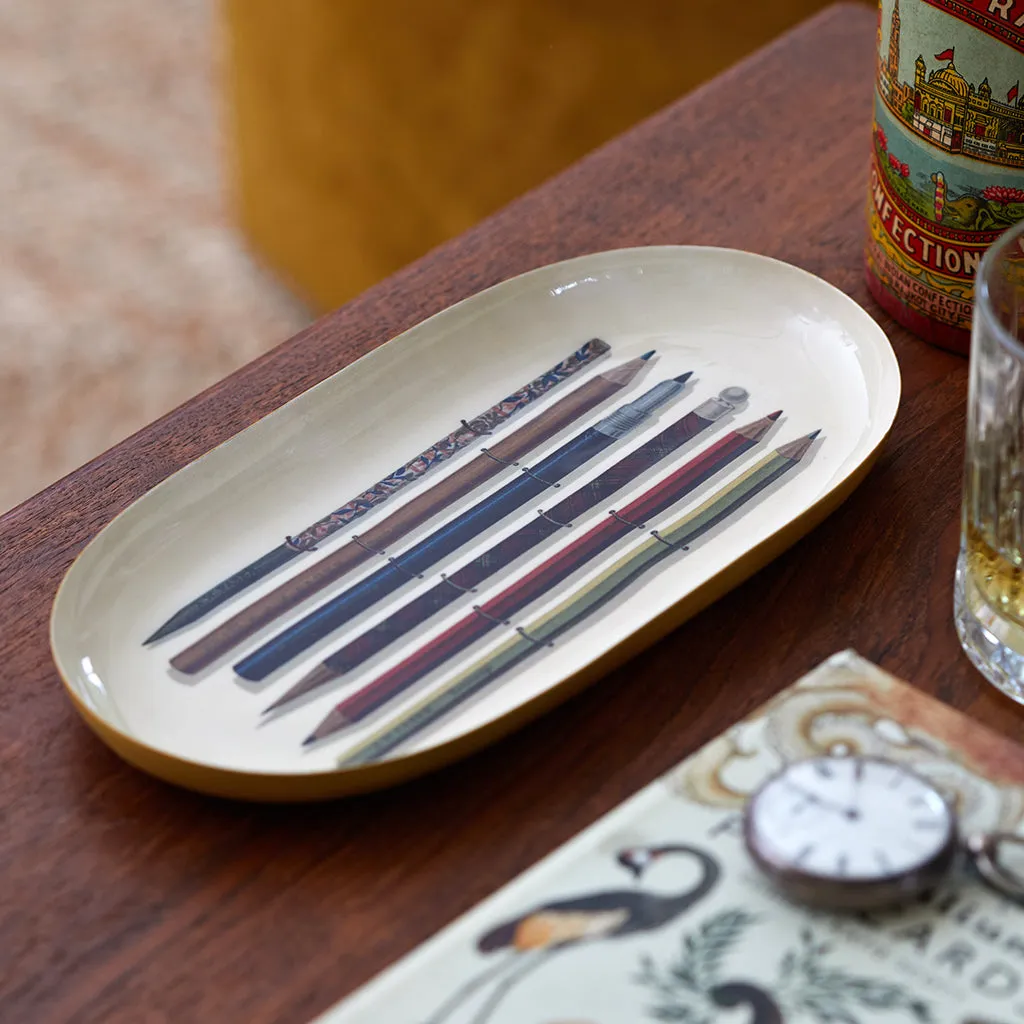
(866, 0, 1024, 353)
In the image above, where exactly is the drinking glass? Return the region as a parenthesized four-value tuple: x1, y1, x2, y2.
(956, 218, 1024, 701)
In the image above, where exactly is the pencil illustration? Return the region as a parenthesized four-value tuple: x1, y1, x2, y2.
(146, 338, 610, 644)
(265, 386, 750, 714)
(304, 412, 786, 744)
(233, 371, 691, 682)
(169, 348, 646, 674)
(333, 430, 818, 763)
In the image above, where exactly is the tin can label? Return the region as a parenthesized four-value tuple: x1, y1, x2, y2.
(867, 0, 1024, 333)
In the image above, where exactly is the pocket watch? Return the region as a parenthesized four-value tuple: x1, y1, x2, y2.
(743, 754, 1024, 910)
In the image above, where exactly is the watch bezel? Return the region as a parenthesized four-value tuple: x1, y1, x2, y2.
(742, 754, 959, 910)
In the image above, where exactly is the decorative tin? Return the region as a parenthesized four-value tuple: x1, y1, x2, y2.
(866, 0, 1024, 354)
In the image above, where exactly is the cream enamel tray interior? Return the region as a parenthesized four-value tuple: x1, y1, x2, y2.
(51, 247, 900, 802)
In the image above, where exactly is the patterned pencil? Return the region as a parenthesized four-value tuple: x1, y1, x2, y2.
(333, 430, 818, 763)
(233, 371, 689, 681)
(146, 338, 609, 644)
(265, 386, 750, 714)
(169, 347, 642, 673)
(304, 412, 787, 745)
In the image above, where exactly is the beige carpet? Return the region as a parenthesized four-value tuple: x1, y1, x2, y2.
(0, 0, 310, 514)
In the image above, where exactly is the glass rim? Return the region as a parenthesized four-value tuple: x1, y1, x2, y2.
(977, 218, 1024, 361)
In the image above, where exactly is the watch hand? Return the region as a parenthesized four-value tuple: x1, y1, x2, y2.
(784, 781, 860, 820)
(848, 757, 865, 816)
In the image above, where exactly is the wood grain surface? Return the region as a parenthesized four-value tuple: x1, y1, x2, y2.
(3, 5, 1017, 1021)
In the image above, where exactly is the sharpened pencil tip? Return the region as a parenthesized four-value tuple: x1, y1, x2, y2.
(767, 410, 783, 421)
(808, 428, 822, 439)
(144, 618, 183, 644)
(640, 350, 655, 360)
(673, 371, 693, 384)
(262, 663, 339, 715)
(304, 707, 350, 746)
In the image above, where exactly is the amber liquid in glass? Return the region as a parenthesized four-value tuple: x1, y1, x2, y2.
(963, 520, 1024, 633)
(959, 405, 1024, 677)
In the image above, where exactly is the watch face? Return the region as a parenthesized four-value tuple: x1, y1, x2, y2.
(745, 756, 955, 884)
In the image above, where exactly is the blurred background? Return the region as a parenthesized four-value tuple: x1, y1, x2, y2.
(0, 0, 849, 514)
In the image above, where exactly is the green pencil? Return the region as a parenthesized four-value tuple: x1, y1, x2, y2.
(336, 429, 819, 767)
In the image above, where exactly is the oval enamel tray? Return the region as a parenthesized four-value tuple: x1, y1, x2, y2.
(51, 247, 900, 802)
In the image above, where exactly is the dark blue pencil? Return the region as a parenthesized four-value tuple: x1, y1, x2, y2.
(234, 373, 691, 681)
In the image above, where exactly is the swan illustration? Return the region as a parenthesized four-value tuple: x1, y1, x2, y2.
(705, 981, 782, 1023)
(425, 843, 720, 1024)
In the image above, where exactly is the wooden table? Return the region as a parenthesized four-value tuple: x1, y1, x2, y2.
(3, 5, 1014, 1020)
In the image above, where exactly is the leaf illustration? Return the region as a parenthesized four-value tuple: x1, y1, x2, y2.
(635, 909, 756, 1022)
(778, 928, 934, 1024)
(795, 992, 860, 1024)
(648, 1006, 712, 1024)
(778, 949, 798, 982)
(689, 910, 758, 990)
(635, 959, 686, 1003)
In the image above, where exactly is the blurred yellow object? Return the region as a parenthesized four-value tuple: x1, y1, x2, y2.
(222, 0, 844, 312)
